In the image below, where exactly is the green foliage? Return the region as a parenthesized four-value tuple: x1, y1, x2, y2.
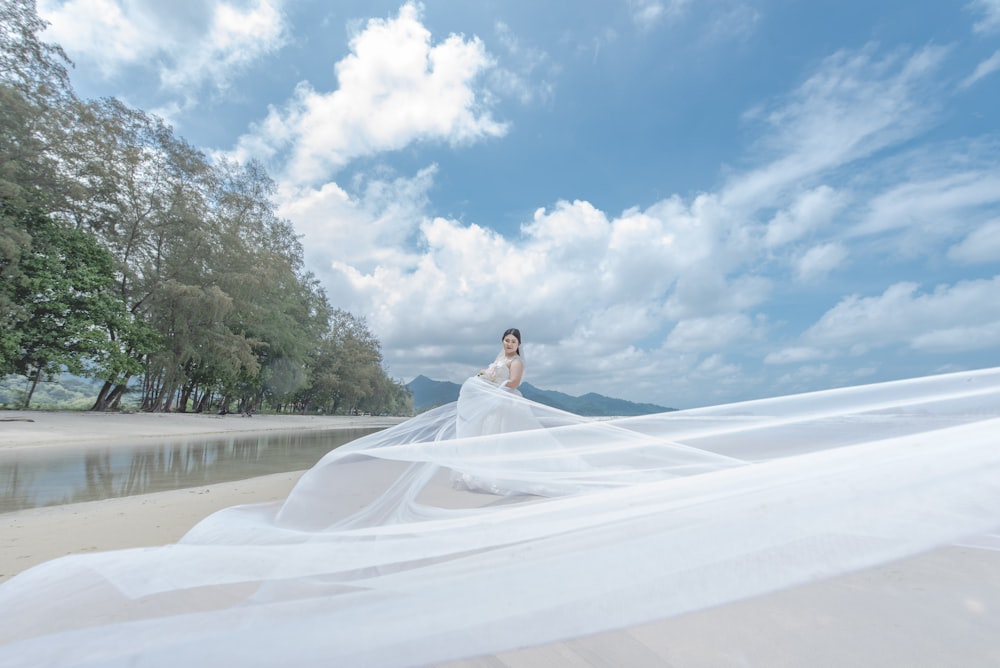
(0, 204, 137, 406)
(292, 310, 413, 415)
(0, 0, 412, 415)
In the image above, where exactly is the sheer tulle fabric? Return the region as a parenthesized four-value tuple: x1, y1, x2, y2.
(1, 369, 999, 666)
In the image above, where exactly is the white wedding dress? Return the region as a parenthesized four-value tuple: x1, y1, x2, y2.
(1, 367, 999, 666)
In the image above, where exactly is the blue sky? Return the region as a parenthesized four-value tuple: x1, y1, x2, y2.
(37, 0, 1000, 408)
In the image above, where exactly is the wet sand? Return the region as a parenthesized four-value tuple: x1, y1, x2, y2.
(0, 408, 404, 451)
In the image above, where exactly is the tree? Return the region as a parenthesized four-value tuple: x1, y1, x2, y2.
(0, 206, 129, 407)
(0, 0, 79, 211)
(297, 310, 411, 415)
(0, 0, 75, 104)
(0, 1, 412, 415)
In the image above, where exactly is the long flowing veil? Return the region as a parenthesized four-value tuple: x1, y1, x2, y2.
(1, 369, 999, 666)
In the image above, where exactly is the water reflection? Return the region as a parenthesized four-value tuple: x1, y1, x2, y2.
(0, 428, 381, 513)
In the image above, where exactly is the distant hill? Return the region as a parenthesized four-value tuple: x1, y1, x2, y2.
(406, 375, 674, 416)
(406, 375, 463, 411)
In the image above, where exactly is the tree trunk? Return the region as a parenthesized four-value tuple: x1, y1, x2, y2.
(23, 369, 43, 409)
(178, 381, 193, 413)
(162, 386, 176, 412)
(91, 380, 115, 411)
(194, 390, 211, 413)
(107, 380, 130, 409)
(147, 381, 173, 412)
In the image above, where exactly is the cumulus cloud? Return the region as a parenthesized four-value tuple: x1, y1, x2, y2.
(803, 277, 1000, 354)
(795, 242, 848, 281)
(765, 185, 846, 248)
(209, 9, 995, 406)
(232, 3, 506, 187)
(293, 36, 990, 404)
(38, 0, 289, 105)
(38, 0, 147, 78)
(277, 166, 434, 278)
(664, 314, 758, 352)
(160, 0, 288, 95)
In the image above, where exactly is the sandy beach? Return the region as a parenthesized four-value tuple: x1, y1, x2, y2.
(0, 409, 405, 583)
(2, 409, 999, 666)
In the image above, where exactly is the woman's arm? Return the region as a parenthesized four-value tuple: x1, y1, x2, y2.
(505, 359, 524, 389)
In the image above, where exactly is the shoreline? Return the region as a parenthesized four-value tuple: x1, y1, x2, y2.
(0, 409, 407, 583)
(0, 408, 407, 451)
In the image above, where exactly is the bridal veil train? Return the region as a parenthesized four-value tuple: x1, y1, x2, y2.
(1, 368, 999, 666)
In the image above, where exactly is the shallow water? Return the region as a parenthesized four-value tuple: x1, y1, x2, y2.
(0, 428, 381, 513)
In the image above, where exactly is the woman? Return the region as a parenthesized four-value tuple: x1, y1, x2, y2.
(458, 328, 536, 440)
(476, 327, 524, 391)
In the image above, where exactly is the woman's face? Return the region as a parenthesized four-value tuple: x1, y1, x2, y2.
(502, 334, 520, 356)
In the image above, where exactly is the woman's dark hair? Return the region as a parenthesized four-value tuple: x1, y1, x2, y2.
(502, 328, 521, 355)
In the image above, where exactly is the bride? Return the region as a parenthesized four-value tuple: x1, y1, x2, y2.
(456, 328, 531, 440)
(473, 327, 524, 392)
(452, 327, 586, 495)
(1, 348, 999, 666)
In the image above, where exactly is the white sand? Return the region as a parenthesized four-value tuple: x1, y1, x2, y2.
(0, 408, 404, 451)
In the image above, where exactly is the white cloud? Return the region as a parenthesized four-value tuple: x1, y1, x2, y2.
(855, 170, 1000, 248)
(803, 277, 1000, 354)
(664, 314, 758, 352)
(284, 40, 984, 402)
(160, 0, 288, 96)
(727, 45, 947, 209)
(948, 219, 1000, 263)
(207, 14, 995, 406)
(311, 190, 752, 388)
(969, 0, 1000, 34)
(491, 22, 556, 106)
(765, 185, 846, 248)
(39, 0, 148, 78)
(233, 2, 506, 187)
(277, 166, 434, 279)
(39, 0, 289, 105)
(704, 3, 760, 42)
(959, 49, 1000, 89)
(795, 242, 848, 281)
(764, 347, 829, 364)
(912, 321, 1000, 352)
(627, 0, 690, 31)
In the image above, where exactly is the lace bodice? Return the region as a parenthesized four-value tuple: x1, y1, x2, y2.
(479, 353, 520, 386)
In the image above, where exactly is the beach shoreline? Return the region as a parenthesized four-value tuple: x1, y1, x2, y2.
(0, 409, 407, 583)
(0, 408, 407, 451)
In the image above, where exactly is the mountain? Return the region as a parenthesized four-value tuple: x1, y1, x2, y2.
(406, 375, 463, 411)
(406, 375, 674, 416)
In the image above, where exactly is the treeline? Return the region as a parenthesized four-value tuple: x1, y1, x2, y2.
(0, 0, 412, 415)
